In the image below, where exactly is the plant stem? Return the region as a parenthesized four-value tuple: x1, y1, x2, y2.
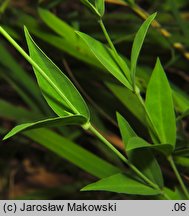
(98, 19, 119, 59)
(167, 155, 189, 199)
(89, 124, 160, 190)
(98, 19, 131, 83)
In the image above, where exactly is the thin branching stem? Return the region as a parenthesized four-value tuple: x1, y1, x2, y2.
(99, 14, 189, 198)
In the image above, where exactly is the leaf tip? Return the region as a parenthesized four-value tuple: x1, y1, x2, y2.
(2, 133, 10, 141)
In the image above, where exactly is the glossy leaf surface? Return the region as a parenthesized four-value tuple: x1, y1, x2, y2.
(25, 27, 90, 119)
(131, 13, 156, 84)
(76, 31, 132, 90)
(145, 59, 176, 146)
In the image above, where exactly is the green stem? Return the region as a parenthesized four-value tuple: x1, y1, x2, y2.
(168, 155, 189, 199)
(0, 26, 80, 115)
(98, 19, 131, 84)
(98, 19, 119, 59)
(89, 124, 160, 191)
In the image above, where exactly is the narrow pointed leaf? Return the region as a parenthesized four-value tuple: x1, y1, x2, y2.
(131, 13, 156, 83)
(81, 173, 161, 195)
(0, 101, 120, 179)
(80, 0, 100, 17)
(116, 112, 136, 149)
(145, 58, 176, 146)
(127, 137, 173, 156)
(76, 31, 132, 90)
(95, 0, 105, 17)
(3, 115, 86, 140)
(24, 27, 90, 119)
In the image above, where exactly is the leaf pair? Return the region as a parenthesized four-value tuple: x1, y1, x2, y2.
(0, 26, 90, 140)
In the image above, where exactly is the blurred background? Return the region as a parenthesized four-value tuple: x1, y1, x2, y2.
(0, 0, 189, 199)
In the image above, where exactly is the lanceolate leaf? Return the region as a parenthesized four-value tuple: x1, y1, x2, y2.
(131, 13, 156, 84)
(24, 27, 90, 120)
(116, 112, 136, 150)
(127, 137, 173, 156)
(76, 31, 132, 90)
(95, 0, 105, 17)
(145, 58, 176, 146)
(80, 0, 101, 17)
(81, 173, 161, 195)
(3, 115, 86, 140)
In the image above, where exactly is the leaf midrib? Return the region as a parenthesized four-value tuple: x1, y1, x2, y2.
(25, 28, 81, 116)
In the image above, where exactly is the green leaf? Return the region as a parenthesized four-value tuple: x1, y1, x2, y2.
(127, 137, 173, 156)
(17, 12, 189, 115)
(116, 113, 164, 188)
(116, 112, 136, 150)
(80, 0, 101, 17)
(24, 128, 121, 178)
(81, 173, 161, 195)
(95, 0, 105, 17)
(0, 100, 120, 179)
(131, 13, 156, 84)
(3, 115, 86, 140)
(24, 27, 90, 120)
(162, 187, 187, 200)
(145, 58, 176, 146)
(77, 31, 132, 90)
